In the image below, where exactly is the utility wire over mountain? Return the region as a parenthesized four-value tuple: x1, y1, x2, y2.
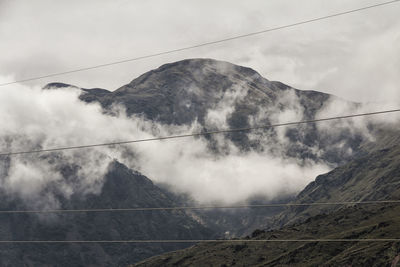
(0, 239, 399, 243)
(0, 0, 398, 87)
(1, 108, 399, 157)
(0, 200, 399, 214)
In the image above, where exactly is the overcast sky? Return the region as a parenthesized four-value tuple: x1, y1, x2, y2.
(1, 0, 399, 103)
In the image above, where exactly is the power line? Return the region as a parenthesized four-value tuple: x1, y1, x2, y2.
(1, 108, 399, 157)
(1, 200, 399, 214)
(0, 239, 398, 243)
(0, 0, 398, 87)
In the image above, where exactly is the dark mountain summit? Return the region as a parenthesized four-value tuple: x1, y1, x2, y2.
(78, 58, 332, 126)
(46, 59, 332, 125)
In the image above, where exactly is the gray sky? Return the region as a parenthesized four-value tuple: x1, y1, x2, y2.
(1, 0, 399, 103)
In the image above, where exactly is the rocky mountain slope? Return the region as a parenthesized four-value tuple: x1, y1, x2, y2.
(274, 143, 400, 227)
(135, 204, 400, 267)
(0, 161, 214, 266)
(134, 144, 400, 266)
(68, 59, 328, 125)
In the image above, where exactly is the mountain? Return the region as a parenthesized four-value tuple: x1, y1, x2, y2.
(0, 161, 215, 266)
(274, 144, 400, 227)
(34, 58, 399, 265)
(78, 59, 328, 125)
(42, 58, 381, 240)
(133, 144, 400, 266)
(46, 58, 365, 166)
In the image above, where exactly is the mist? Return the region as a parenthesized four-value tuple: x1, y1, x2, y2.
(2, 66, 400, 209)
(0, 76, 335, 207)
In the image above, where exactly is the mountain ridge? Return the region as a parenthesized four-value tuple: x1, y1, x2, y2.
(30, 58, 399, 266)
(134, 145, 400, 266)
(45, 58, 361, 166)
(0, 161, 216, 266)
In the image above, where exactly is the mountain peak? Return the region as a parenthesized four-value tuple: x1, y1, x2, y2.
(117, 58, 267, 95)
(76, 58, 333, 128)
(43, 82, 78, 90)
(153, 58, 262, 79)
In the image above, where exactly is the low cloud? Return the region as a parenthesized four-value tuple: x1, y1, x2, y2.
(2, 71, 398, 208)
(0, 76, 332, 207)
(316, 96, 400, 142)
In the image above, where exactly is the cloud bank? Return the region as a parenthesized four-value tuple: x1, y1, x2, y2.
(1, 67, 399, 209)
(0, 77, 333, 207)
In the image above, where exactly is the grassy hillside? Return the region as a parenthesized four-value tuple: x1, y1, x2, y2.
(274, 144, 400, 228)
(0, 162, 215, 266)
(134, 144, 400, 266)
(134, 204, 400, 266)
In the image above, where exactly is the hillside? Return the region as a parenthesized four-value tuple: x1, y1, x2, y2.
(135, 204, 400, 266)
(275, 143, 400, 227)
(0, 161, 214, 266)
(134, 144, 400, 266)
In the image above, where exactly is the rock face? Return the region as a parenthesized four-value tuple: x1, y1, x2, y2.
(0, 161, 214, 266)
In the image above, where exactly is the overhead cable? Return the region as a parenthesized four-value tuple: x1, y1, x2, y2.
(0, 239, 399, 243)
(0, 200, 399, 214)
